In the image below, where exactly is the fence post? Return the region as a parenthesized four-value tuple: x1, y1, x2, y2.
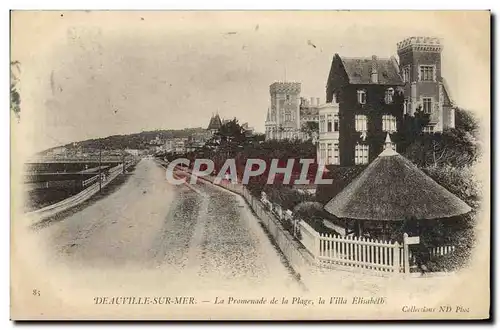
(403, 233, 410, 274)
(393, 242, 400, 274)
(314, 232, 321, 264)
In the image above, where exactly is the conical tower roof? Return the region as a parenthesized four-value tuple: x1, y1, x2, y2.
(207, 113, 222, 130)
(324, 137, 472, 221)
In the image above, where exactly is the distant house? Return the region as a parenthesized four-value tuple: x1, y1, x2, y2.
(264, 82, 320, 141)
(164, 139, 175, 153)
(207, 113, 223, 135)
(299, 97, 320, 128)
(174, 138, 188, 154)
(241, 122, 255, 137)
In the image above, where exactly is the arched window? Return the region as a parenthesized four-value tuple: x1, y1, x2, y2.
(357, 90, 367, 104)
(385, 88, 395, 104)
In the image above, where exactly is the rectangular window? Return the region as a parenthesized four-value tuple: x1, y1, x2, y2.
(403, 66, 410, 83)
(333, 143, 339, 165)
(403, 99, 410, 115)
(382, 114, 397, 132)
(320, 143, 326, 163)
(423, 125, 435, 134)
(419, 65, 435, 82)
(285, 113, 291, 121)
(334, 114, 339, 132)
(327, 114, 332, 132)
(355, 144, 369, 165)
(423, 97, 433, 114)
(327, 143, 332, 164)
(319, 115, 325, 133)
(355, 115, 368, 132)
(357, 90, 366, 104)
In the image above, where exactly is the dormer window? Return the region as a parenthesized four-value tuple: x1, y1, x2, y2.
(385, 88, 394, 104)
(357, 90, 366, 104)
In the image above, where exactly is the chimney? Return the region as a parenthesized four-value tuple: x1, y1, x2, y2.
(371, 55, 378, 84)
(310, 97, 314, 106)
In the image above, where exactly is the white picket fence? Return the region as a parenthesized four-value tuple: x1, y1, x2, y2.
(429, 245, 456, 257)
(316, 233, 401, 273)
(259, 192, 457, 275)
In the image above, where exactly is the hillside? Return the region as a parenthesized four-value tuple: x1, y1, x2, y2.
(55, 127, 208, 152)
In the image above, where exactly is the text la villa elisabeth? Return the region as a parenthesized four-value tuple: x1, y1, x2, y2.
(214, 296, 386, 305)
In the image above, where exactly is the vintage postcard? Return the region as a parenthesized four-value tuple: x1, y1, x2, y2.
(10, 10, 491, 320)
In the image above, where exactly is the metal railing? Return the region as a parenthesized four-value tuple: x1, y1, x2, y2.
(26, 164, 124, 221)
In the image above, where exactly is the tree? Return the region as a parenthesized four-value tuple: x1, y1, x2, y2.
(300, 121, 319, 141)
(10, 61, 21, 120)
(455, 107, 479, 137)
(212, 118, 246, 147)
(394, 106, 430, 153)
(403, 108, 480, 168)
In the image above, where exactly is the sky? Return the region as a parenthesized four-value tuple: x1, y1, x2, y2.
(11, 11, 490, 155)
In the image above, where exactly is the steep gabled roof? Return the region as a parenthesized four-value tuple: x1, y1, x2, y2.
(207, 114, 222, 130)
(338, 55, 404, 85)
(324, 144, 471, 221)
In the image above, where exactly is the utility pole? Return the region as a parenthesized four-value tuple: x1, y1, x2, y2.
(98, 146, 102, 192)
(122, 149, 125, 174)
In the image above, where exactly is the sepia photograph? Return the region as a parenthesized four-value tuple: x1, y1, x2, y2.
(9, 10, 491, 320)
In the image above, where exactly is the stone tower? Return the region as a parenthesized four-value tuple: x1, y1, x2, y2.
(265, 82, 301, 140)
(397, 37, 454, 132)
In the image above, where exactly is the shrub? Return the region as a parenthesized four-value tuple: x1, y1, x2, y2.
(426, 246, 472, 272)
(263, 185, 314, 211)
(424, 164, 481, 209)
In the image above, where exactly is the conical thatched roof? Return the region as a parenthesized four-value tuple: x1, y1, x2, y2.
(324, 140, 472, 221)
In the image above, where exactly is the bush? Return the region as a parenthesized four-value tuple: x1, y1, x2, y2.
(424, 164, 481, 209)
(304, 218, 340, 236)
(263, 185, 314, 211)
(426, 246, 472, 272)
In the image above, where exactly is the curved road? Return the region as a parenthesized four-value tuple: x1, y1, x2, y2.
(34, 158, 300, 293)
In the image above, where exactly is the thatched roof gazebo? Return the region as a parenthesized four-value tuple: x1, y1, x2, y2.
(324, 134, 472, 240)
